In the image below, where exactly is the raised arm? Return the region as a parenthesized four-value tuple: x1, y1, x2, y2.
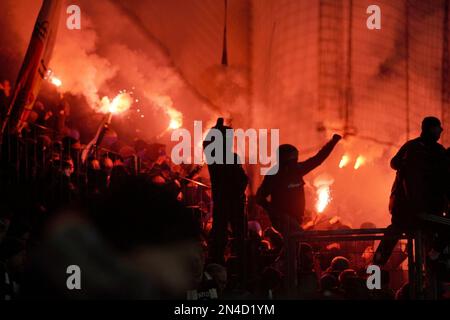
(298, 134, 342, 175)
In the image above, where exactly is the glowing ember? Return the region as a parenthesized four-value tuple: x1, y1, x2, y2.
(167, 108, 182, 129)
(169, 119, 181, 129)
(50, 76, 62, 87)
(99, 92, 133, 114)
(45, 70, 62, 87)
(354, 155, 365, 170)
(313, 175, 334, 214)
(339, 154, 350, 168)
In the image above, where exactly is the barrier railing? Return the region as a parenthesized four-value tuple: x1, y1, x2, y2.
(288, 228, 432, 299)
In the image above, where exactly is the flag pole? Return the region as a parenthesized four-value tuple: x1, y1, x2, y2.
(0, 0, 62, 144)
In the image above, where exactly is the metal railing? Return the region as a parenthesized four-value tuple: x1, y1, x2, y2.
(287, 227, 435, 299)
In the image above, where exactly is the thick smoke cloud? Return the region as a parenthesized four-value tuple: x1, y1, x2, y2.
(0, 0, 446, 228)
(0, 0, 222, 142)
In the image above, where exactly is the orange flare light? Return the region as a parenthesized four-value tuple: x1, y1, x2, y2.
(316, 185, 331, 213)
(313, 175, 334, 214)
(99, 93, 133, 114)
(169, 119, 182, 129)
(50, 76, 62, 87)
(339, 154, 350, 168)
(354, 155, 365, 170)
(167, 108, 182, 129)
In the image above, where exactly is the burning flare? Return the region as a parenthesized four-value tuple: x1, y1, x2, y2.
(99, 92, 133, 114)
(167, 107, 183, 129)
(46, 70, 62, 87)
(149, 95, 183, 130)
(313, 175, 334, 214)
(339, 154, 350, 169)
(316, 185, 331, 213)
(169, 117, 182, 130)
(50, 76, 62, 87)
(354, 155, 365, 170)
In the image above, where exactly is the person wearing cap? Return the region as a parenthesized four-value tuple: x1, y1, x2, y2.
(374, 116, 448, 265)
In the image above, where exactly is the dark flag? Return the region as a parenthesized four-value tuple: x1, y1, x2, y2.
(1, 0, 62, 137)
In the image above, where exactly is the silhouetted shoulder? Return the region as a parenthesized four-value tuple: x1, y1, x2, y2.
(263, 165, 280, 177)
(390, 138, 421, 170)
(436, 142, 446, 152)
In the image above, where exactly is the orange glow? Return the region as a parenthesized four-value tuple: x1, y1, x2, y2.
(354, 155, 365, 170)
(316, 185, 331, 213)
(99, 92, 133, 114)
(50, 76, 62, 87)
(314, 175, 334, 214)
(46, 69, 62, 87)
(169, 118, 182, 129)
(339, 154, 350, 168)
(167, 107, 182, 129)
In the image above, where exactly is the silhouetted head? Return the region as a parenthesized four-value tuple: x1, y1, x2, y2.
(248, 220, 263, 239)
(320, 273, 339, 291)
(215, 117, 224, 127)
(421, 116, 443, 142)
(278, 144, 298, 166)
(213, 117, 232, 132)
(338, 269, 357, 286)
(360, 222, 376, 229)
(206, 117, 233, 159)
(330, 256, 350, 273)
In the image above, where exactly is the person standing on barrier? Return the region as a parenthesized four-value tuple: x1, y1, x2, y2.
(374, 116, 448, 265)
(256, 135, 341, 294)
(256, 134, 341, 240)
(203, 118, 248, 266)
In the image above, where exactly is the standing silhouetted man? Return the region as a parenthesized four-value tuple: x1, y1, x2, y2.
(374, 116, 448, 265)
(203, 118, 248, 265)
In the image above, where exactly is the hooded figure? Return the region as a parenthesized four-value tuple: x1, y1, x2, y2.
(256, 134, 341, 237)
(374, 116, 448, 265)
(389, 117, 447, 221)
(255, 134, 340, 291)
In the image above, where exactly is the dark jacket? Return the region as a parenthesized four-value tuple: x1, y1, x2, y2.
(389, 137, 447, 225)
(257, 138, 339, 226)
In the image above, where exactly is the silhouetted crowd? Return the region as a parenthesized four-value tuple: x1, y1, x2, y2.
(0, 83, 449, 300)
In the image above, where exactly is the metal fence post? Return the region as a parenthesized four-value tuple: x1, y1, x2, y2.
(407, 236, 416, 299)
